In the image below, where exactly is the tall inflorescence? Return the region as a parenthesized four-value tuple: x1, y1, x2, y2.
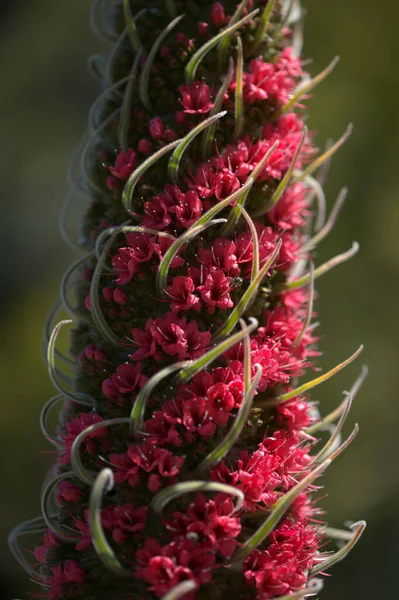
(10, 1, 367, 599)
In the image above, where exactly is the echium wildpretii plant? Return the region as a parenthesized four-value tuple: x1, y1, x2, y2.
(10, 1, 368, 599)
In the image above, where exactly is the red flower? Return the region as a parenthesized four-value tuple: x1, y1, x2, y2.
(206, 382, 235, 427)
(214, 168, 241, 200)
(175, 190, 203, 228)
(107, 148, 137, 190)
(152, 313, 187, 357)
(197, 269, 233, 313)
(166, 276, 200, 311)
(60, 413, 109, 465)
(211, 2, 226, 26)
(102, 361, 147, 399)
(179, 81, 214, 114)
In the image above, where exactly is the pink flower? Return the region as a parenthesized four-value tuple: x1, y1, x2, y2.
(179, 81, 214, 114)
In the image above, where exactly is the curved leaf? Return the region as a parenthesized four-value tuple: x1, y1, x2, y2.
(130, 362, 190, 436)
(151, 481, 244, 514)
(168, 111, 226, 182)
(89, 469, 132, 576)
(185, 9, 259, 82)
(71, 417, 130, 486)
(41, 472, 81, 541)
(139, 15, 184, 110)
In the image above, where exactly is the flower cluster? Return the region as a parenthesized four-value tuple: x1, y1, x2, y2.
(15, 2, 364, 600)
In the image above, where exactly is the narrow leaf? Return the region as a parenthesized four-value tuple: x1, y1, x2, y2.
(293, 261, 314, 349)
(71, 418, 130, 486)
(165, 0, 178, 19)
(60, 182, 88, 252)
(156, 218, 227, 296)
(213, 240, 282, 342)
(41, 472, 81, 541)
(198, 365, 262, 473)
(122, 138, 180, 214)
(218, 0, 251, 67)
(311, 393, 352, 464)
(117, 49, 143, 150)
(310, 521, 366, 575)
(47, 321, 96, 407)
(304, 187, 348, 251)
(276, 241, 360, 293)
(237, 205, 259, 281)
(89, 0, 117, 43)
(253, 128, 307, 217)
(295, 124, 353, 182)
(151, 481, 244, 514)
(105, 28, 128, 86)
(269, 345, 364, 405)
(278, 56, 340, 117)
(161, 581, 197, 600)
(81, 107, 122, 194)
(304, 175, 326, 232)
(185, 9, 259, 82)
(123, 0, 143, 52)
(40, 394, 64, 448)
(201, 58, 234, 158)
(60, 252, 95, 321)
(221, 140, 279, 235)
(88, 74, 131, 132)
(8, 517, 47, 578)
(273, 579, 324, 600)
(95, 224, 174, 262)
(140, 15, 184, 111)
(89, 236, 129, 348)
(233, 37, 244, 140)
(249, 0, 276, 55)
(168, 111, 227, 182)
(89, 469, 132, 576)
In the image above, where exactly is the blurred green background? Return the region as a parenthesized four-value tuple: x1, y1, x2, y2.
(0, 1, 398, 598)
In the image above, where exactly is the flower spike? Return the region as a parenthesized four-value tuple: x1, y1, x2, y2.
(16, 3, 366, 598)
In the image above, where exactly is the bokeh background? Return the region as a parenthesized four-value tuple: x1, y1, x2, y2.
(0, 1, 398, 598)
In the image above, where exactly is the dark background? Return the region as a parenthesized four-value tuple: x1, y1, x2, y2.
(1, 1, 398, 598)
